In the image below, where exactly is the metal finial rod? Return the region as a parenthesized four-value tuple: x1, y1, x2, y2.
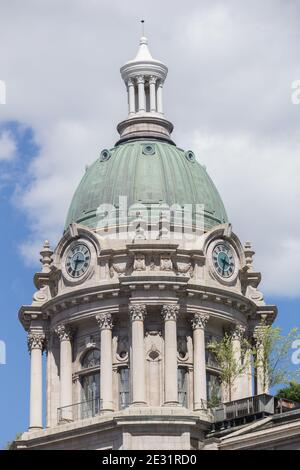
(141, 19, 145, 36)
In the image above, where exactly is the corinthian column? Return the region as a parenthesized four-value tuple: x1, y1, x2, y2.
(129, 304, 147, 405)
(162, 304, 179, 405)
(96, 313, 114, 412)
(55, 324, 73, 420)
(28, 331, 45, 430)
(191, 312, 209, 410)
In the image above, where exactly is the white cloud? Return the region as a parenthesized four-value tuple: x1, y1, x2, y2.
(0, 0, 300, 297)
(0, 130, 16, 161)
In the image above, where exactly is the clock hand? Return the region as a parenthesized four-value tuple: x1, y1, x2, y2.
(221, 257, 229, 275)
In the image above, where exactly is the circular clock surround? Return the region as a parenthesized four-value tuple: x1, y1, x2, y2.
(207, 239, 239, 284)
(63, 241, 92, 281)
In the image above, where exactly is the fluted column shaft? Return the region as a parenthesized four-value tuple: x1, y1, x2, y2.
(242, 346, 253, 398)
(137, 75, 145, 112)
(254, 328, 269, 394)
(149, 76, 157, 112)
(28, 332, 45, 429)
(55, 324, 73, 420)
(231, 325, 245, 400)
(96, 313, 114, 411)
(191, 312, 209, 410)
(162, 305, 179, 405)
(128, 78, 135, 115)
(129, 304, 147, 405)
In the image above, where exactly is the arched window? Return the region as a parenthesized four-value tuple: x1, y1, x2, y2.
(80, 349, 100, 418)
(81, 349, 100, 369)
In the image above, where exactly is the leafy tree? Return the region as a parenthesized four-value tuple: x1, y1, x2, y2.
(253, 323, 300, 391)
(208, 332, 250, 402)
(276, 382, 300, 403)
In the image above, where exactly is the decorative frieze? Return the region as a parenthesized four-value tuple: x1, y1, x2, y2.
(161, 304, 179, 321)
(160, 254, 173, 271)
(133, 253, 146, 271)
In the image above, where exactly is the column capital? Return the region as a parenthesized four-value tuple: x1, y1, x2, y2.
(231, 324, 246, 340)
(162, 304, 179, 321)
(253, 325, 267, 345)
(191, 312, 210, 330)
(129, 304, 146, 321)
(96, 312, 113, 330)
(127, 77, 134, 86)
(149, 75, 157, 85)
(136, 75, 145, 85)
(27, 331, 46, 352)
(54, 324, 73, 342)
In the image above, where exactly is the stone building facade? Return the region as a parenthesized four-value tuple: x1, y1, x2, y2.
(15, 36, 299, 451)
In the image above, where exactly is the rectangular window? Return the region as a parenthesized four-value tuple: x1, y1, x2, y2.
(205, 333, 221, 369)
(81, 373, 100, 419)
(206, 372, 221, 407)
(177, 367, 188, 407)
(119, 368, 130, 409)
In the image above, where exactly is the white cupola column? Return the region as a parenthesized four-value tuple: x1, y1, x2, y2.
(162, 304, 179, 405)
(127, 78, 136, 115)
(129, 304, 147, 405)
(149, 76, 157, 112)
(231, 324, 245, 400)
(96, 313, 114, 412)
(157, 80, 164, 114)
(136, 75, 146, 112)
(55, 324, 73, 421)
(28, 331, 45, 430)
(191, 312, 209, 410)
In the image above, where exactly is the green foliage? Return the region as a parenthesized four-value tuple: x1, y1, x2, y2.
(4, 432, 22, 450)
(253, 323, 300, 390)
(208, 332, 250, 402)
(276, 382, 300, 403)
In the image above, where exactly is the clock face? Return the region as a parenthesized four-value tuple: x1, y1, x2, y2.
(212, 242, 235, 278)
(65, 243, 91, 278)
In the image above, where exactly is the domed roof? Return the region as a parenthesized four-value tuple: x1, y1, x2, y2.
(65, 140, 228, 232)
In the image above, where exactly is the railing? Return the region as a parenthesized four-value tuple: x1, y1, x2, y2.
(212, 394, 275, 425)
(57, 398, 102, 423)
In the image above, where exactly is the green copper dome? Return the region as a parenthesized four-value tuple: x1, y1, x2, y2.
(65, 140, 228, 232)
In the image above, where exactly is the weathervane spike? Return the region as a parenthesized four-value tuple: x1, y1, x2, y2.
(141, 19, 145, 36)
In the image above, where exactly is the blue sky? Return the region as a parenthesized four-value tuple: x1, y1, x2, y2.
(0, 0, 300, 449)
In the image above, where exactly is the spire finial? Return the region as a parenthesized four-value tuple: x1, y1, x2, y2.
(141, 19, 145, 37)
